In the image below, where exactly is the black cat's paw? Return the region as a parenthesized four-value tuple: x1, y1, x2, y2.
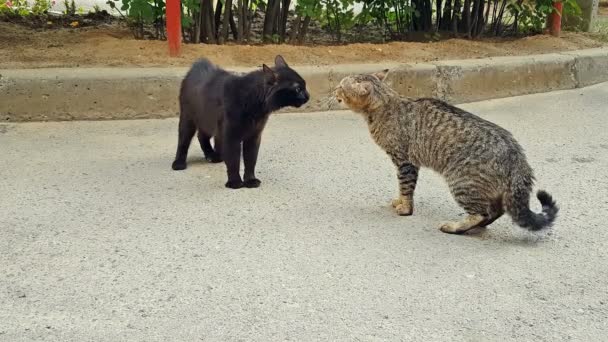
(172, 160, 187, 171)
(205, 153, 223, 163)
(244, 178, 261, 188)
(225, 180, 244, 189)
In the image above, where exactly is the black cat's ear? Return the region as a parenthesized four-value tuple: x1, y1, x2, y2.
(262, 64, 278, 83)
(372, 69, 390, 82)
(275, 55, 288, 68)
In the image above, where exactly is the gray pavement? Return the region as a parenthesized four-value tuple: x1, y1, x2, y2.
(1, 83, 608, 341)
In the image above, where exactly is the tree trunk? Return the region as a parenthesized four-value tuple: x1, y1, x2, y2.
(436, 0, 443, 31)
(193, 0, 204, 43)
(391, 0, 402, 34)
(463, 0, 471, 36)
(278, 0, 291, 43)
(474, 0, 486, 38)
(480, 0, 491, 37)
(229, 7, 238, 40)
(214, 0, 223, 40)
(491, 0, 498, 32)
(495, 0, 508, 35)
(412, 0, 420, 30)
(513, 0, 524, 33)
(424, 0, 432, 30)
(335, 18, 342, 43)
(202, 0, 216, 44)
(245, 3, 254, 41)
(237, 0, 244, 42)
(297, 15, 311, 45)
(441, 0, 453, 31)
(452, 0, 461, 34)
(220, 0, 233, 43)
(469, 0, 480, 37)
(289, 15, 301, 43)
(263, 0, 279, 42)
(469, 0, 485, 37)
(411, 0, 432, 31)
(200, 0, 209, 42)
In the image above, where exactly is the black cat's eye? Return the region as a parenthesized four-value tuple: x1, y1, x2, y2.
(294, 86, 302, 93)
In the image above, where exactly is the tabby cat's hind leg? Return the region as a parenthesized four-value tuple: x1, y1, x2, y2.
(440, 203, 503, 234)
(441, 182, 503, 234)
(439, 214, 486, 234)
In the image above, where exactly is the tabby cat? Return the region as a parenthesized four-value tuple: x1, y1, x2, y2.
(334, 70, 558, 234)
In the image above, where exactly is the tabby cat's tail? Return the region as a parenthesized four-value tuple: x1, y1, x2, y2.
(505, 187, 559, 231)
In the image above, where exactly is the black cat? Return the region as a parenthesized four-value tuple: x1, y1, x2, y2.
(172, 55, 310, 189)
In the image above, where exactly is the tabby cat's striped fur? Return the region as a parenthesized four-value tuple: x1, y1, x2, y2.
(335, 70, 558, 234)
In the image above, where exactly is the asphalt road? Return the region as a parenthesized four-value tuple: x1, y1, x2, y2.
(1, 83, 607, 341)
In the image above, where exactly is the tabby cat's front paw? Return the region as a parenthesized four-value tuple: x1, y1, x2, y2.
(395, 203, 413, 216)
(391, 197, 413, 216)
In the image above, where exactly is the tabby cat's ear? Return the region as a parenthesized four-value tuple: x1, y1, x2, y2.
(372, 69, 390, 82)
(262, 64, 278, 83)
(275, 55, 289, 68)
(354, 81, 373, 96)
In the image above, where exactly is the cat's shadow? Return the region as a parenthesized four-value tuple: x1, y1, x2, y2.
(159, 157, 555, 247)
(447, 222, 554, 246)
(347, 202, 554, 246)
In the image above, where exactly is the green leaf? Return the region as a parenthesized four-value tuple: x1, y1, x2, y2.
(128, 0, 154, 22)
(181, 13, 193, 28)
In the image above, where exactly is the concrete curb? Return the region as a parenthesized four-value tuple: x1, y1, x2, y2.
(1, 47, 607, 122)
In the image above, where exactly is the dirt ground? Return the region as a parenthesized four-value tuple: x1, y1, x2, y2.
(0, 21, 606, 69)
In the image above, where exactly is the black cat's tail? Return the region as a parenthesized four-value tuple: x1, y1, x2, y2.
(505, 182, 559, 231)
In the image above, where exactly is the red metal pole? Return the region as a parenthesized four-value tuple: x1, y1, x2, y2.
(166, 0, 181, 57)
(550, 1, 563, 37)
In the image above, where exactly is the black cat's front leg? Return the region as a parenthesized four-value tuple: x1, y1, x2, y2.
(392, 161, 419, 216)
(223, 129, 243, 189)
(243, 133, 262, 188)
